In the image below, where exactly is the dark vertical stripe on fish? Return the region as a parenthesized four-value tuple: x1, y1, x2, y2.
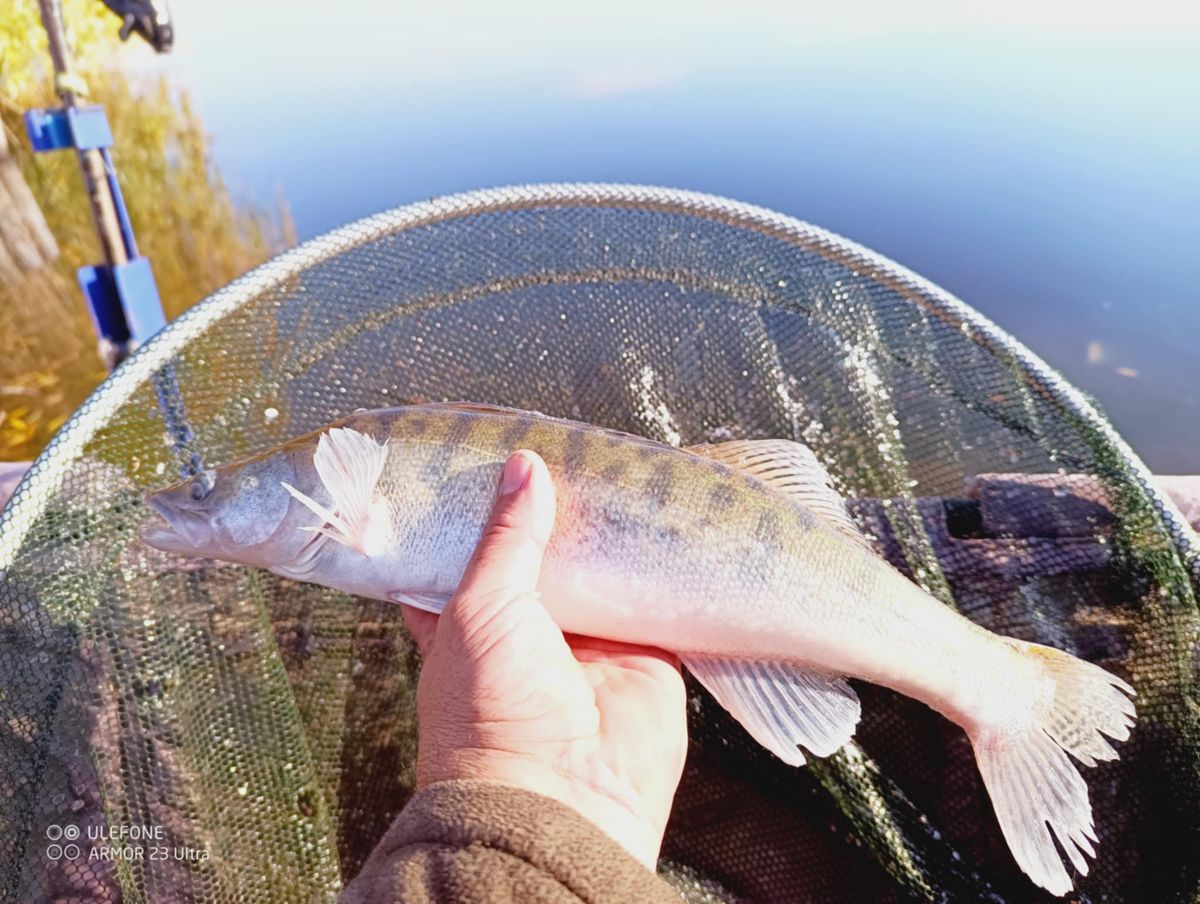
(564, 425, 589, 477)
(345, 410, 384, 438)
(420, 412, 477, 483)
(405, 415, 429, 438)
(600, 460, 629, 483)
(644, 460, 676, 508)
(498, 416, 535, 453)
(708, 482, 737, 515)
(755, 509, 783, 545)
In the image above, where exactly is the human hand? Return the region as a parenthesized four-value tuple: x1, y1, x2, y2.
(401, 450, 689, 870)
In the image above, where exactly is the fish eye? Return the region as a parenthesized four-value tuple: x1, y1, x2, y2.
(189, 471, 215, 502)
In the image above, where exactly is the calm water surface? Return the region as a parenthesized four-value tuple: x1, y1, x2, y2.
(166, 9, 1198, 471)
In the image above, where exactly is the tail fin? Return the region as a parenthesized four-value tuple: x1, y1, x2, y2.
(967, 639, 1136, 896)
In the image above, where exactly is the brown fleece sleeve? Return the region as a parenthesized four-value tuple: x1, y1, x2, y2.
(339, 780, 681, 904)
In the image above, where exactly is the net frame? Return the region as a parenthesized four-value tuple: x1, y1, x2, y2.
(5, 184, 1193, 572)
(2, 183, 1196, 903)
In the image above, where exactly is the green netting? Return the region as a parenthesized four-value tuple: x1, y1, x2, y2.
(1, 184, 1196, 903)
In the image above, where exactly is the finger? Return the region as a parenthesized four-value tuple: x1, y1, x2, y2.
(441, 450, 557, 643)
(564, 633, 681, 670)
(401, 604, 438, 654)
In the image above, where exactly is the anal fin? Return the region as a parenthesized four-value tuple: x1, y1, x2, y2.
(283, 426, 392, 557)
(681, 654, 861, 765)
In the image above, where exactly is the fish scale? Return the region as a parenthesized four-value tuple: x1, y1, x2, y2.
(141, 401, 1137, 896)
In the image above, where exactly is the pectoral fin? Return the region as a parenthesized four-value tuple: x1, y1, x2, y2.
(681, 654, 861, 765)
(282, 426, 391, 557)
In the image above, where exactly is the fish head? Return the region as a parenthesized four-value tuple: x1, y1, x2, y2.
(140, 447, 316, 568)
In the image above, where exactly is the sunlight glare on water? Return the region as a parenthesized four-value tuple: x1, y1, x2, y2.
(150, 0, 1200, 471)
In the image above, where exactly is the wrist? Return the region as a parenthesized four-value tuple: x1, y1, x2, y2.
(417, 748, 664, 870)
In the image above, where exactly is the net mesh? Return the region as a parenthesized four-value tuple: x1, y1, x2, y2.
(1, 184, 1196, 903)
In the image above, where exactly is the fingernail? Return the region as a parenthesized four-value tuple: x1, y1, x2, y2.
(500, 453, 532, 496)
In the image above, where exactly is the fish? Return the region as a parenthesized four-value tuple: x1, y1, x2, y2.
(140, 402, 1135, 895)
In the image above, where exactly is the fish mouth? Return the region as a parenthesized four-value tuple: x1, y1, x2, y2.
(139, 494, 214, 553)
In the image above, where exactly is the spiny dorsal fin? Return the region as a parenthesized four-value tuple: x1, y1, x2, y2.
(415, 401, 546, 418)
(415, 402, 670, 450)
(282, 427, 391, 556)
(685, 439, 872, 550)
(680, 654, 861, 765)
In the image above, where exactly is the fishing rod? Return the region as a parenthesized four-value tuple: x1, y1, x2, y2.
(26, 0, 204, 480)
(25, 0, 173, 371)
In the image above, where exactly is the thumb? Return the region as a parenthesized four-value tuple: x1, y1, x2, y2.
(440, 450, 557, 650)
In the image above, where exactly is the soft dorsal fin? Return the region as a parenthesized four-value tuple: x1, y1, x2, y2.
(685, 439, 872, 550)
(283, 427, 392, 557)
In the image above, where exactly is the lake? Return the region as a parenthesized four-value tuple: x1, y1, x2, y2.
(162, 3, 1199, 471)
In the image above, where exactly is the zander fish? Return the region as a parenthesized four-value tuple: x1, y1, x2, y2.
(141, 402, 1135, 894)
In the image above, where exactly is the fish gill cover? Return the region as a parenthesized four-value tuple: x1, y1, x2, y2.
(0, 185, 1196, 903)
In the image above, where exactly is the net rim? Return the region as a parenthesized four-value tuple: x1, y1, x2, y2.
(3, 182, 1194, 569)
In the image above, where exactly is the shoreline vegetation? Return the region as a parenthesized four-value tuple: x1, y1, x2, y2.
(0, 1, 293, 461)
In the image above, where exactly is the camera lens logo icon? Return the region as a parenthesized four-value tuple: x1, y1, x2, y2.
(46, 825, 82, 859)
